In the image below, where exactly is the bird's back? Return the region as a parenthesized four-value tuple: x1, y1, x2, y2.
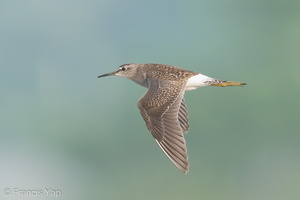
(140, 64, 198, 81)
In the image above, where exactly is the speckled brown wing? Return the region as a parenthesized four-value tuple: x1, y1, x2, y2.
(137, 78, 189, 173)
(178, 99, 189, 133)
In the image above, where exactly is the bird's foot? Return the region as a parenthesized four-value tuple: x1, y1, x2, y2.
(211, 81, 246, 87)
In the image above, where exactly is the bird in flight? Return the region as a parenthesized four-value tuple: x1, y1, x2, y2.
(98, 63, 246, 173)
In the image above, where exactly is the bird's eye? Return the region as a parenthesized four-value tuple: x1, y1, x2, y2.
(121, 67, 126, 71)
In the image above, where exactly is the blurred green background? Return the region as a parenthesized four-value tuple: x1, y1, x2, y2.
(1, 0, 300, 199)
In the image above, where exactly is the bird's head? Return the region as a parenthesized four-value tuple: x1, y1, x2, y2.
(97, 63, 138, 79)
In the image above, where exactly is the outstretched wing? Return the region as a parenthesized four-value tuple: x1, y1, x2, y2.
(137, 78, 189, 173)
(178, 99, 189, 133)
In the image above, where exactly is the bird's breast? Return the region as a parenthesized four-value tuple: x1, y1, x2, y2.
(131, 78, 149, 88)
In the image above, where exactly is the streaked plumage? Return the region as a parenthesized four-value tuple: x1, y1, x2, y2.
(98, 63, 246, 173)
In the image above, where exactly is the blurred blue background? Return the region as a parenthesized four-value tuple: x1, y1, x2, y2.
(1, 0, 300, 199)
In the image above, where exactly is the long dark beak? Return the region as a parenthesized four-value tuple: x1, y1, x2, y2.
(97, 71, 116, 78)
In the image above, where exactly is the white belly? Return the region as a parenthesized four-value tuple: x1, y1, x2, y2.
(185, 74, 214, 91)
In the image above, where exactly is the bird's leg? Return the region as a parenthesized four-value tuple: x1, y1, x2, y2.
(211, 81, 246, 87)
